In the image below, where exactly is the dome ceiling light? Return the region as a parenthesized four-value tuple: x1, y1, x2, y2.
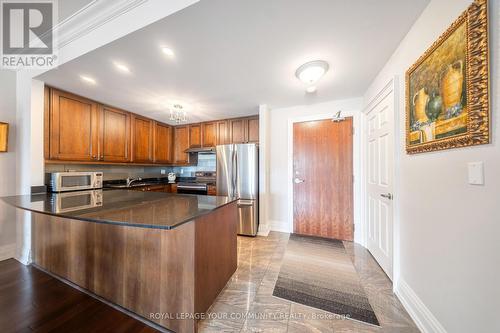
(295, 60, 329, 93)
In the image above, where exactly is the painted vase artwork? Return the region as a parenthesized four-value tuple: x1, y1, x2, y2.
(405, 0, 490, 154)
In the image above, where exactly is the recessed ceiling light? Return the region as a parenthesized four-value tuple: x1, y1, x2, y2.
(80, 75, 96, 85)
(161, 47, 175, 57)
(113, 61, 130, 73)
(306, 86, 317, 93)
(296, 60, 329, 85)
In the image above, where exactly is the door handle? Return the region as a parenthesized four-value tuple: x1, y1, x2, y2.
(294, 178, 305, 184)
(380, 193, 393, 200)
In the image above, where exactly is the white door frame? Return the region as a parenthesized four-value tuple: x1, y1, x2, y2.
(286, 109, 363, 244)
(361, 77, 400, 289)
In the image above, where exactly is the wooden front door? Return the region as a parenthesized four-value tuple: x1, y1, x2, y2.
(293, 118, 354, 241)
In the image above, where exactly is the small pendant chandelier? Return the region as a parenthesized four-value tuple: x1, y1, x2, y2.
(169, 104, 187, 123)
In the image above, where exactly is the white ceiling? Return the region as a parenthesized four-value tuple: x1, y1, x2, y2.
(38, 0, 429, 125)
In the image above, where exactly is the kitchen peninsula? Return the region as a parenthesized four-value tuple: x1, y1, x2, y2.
(2, 190, 238, 333)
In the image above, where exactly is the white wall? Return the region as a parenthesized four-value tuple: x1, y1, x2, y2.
(268, 97, 364, 242)
(364, 0, 500, 332)
(0, 70, 17, 260)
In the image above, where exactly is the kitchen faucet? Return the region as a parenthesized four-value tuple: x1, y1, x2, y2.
(126, 177, 142, 187)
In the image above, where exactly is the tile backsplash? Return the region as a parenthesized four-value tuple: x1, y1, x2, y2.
(45, 153, 217, 181)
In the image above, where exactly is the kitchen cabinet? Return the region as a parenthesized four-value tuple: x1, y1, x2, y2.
(246, 116, 260, 143)
(208, 185, 217, 196)
(174, 126, 190, 165)
(154, 122, 173, 164)
(229, 118, 246, 144)
(189, 124, 201, 148)
(131, 115, 154, 163)
(202, 122, 217, 147)
(99, 106, 131, 162)
(45, 87, 260, 165)
(48, 89, 99, 161)
(216, 120, 229, 145)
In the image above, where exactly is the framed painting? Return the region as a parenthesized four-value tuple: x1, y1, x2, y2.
(406, 0, 489, 154)
(0, 122, 8, 152)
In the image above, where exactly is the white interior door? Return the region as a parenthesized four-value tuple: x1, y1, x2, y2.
(365, 87, 394, 280)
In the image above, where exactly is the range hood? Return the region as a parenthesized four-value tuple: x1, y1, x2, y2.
(184, 147, 216, 153)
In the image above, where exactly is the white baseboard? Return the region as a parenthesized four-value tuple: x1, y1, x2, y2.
(257, 224, 270, 236)
(269, 220, 292, 234)
(395, 279, 447, 333)
(0, 243, 16, 262)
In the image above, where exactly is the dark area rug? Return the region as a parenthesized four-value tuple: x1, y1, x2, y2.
(272, 234, 380, 326)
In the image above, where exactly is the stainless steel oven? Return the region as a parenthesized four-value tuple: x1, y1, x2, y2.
(177, 183, 208, 195)
(48, 172, 103, 192)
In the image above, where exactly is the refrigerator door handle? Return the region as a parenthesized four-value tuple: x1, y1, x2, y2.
(231, 146, 237, 198)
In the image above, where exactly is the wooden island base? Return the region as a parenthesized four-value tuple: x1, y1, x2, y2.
(32, 202, 238, 333)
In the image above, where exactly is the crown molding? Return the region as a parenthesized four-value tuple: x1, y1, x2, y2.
(55, 0, 148, 48)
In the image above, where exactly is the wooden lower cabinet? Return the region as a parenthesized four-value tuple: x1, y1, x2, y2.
(32, 202, 238, 333)
(208, 185, 217, 196)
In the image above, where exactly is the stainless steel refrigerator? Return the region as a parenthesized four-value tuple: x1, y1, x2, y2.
(216, 143, 259, 236)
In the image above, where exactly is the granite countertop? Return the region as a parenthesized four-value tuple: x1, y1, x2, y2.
(2, 190, 237, 230)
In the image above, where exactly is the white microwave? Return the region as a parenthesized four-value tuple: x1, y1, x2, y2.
(48, 171, 103, 192)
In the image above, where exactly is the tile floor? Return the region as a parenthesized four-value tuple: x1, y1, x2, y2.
(198, 232, 420, 333)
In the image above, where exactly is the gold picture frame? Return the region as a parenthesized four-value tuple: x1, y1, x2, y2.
(405, 0, 489, 154)
(0, 122, 8, 152)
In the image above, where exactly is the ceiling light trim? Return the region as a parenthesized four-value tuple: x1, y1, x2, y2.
(295, 60, 330, 85)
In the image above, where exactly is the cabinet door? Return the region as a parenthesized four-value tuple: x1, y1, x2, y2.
(229, 118, 246, 144)
(174, 126, 190, 164)
(132, 115, 153, 163)
(202, 122, 216, 147)
(189, 124, 201, 148)
(49, 89, 99, 161)
(246, 116, 259, 143)
(154, 122, 173, 164)
(100, 106, 131, 162)
(216, 121, 229, 145)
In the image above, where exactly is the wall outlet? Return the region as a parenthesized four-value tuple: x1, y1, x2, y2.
(160, 169, 166, 175)
(180, 169, 184, 175)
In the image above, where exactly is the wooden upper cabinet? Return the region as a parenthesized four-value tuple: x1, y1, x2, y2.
(216, 121, 229, 145)
(246, 116, 259, 143)
(229, 118, 246, 144)
(189, 124, 201, 148)
(174, 126, 190, 165)
(154, 122, 173, 164)
(202, 122, 217, 148)
(99, 106, 131, 162)
(49, 89, 99, 161)
(131, 115, 153, 163)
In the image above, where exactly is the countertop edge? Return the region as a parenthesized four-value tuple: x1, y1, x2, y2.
(1, 196, 239, 230)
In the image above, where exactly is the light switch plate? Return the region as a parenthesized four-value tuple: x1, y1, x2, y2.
(468, 162, 484, 185)
(161, 169, 166, 175)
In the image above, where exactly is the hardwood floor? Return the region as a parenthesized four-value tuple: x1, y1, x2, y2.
(0, 259, 159, 333)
